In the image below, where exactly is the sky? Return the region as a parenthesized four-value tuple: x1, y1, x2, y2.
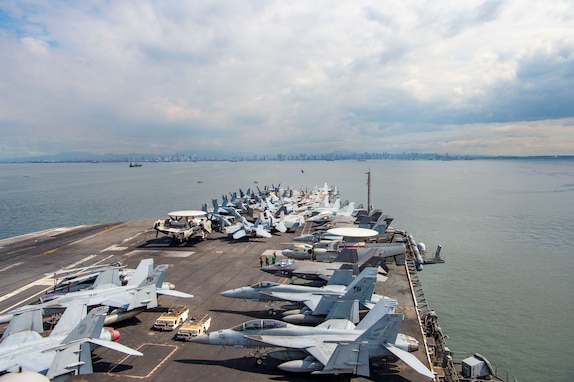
(1, 0, 574, 159)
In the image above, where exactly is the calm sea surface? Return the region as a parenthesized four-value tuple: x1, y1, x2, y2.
(1, 159, 573, 381)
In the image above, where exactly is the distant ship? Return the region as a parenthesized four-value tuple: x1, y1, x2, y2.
(129, 162, 142, 167)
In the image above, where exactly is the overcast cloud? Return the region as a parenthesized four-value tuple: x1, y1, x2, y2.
(1, 0, 573, 158)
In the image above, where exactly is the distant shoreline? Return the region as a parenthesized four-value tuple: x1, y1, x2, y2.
(1, 154, 573, 164)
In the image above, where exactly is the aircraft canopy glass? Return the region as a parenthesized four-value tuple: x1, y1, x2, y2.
(253, 282, 280, 289)
(232, 319, 287, 332)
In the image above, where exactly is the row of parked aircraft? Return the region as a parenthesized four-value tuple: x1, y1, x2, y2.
(0, 259, 192, 380)
(179, 184, 435, 379)
(0, 183, 433, 380)
(191, 265, 433, 378)
(152, 183, 363, 243)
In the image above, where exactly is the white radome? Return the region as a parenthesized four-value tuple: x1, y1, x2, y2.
(0, 372, 50, 382)
(327, 227, 379, 238)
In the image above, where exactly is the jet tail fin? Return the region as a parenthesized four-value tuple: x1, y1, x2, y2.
(325, 299, 359, 323)
(344, 267, 377, 298)
(92, 268, 121, 289)
(60, 306, 108, 343)
(47, 305, 142, 379)
(50, 303, 88, 337)
(327, 269, 354, 286)
(356, 248, 383, 271)
(126, 259, 154, 287)
(356, 312, 403, 344)
(2, 307, 43, 338)
(136, 264, 168, 288)
(47, 342, 93, 378)
(45, 305, 105, 378)
(356, 298, 399, 332)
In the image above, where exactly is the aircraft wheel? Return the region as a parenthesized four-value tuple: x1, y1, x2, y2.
(256, 358, 263, 365)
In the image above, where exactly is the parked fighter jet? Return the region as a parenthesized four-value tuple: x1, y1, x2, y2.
(201, 201, 235, 232)
(305, 199, 356, 221)
(0, 259, 193, 325)
(222, 267, 384, 324)
(44, 261, 129, 296)
(260, 210, 287, 233)
(0, 305, 142, 380)
(189, 298, 434, 378)
(260, 248, 384, 282)
(153, 210, 212, 242)
(268, 267, 386, 324)
(221, 268, 353, 301)
(276, 211, 305, 231)
(221, 269, 355, 315)
(225, 212, 272, 240)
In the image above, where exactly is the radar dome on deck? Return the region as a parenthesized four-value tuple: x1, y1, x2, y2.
(0, 372, 50, 382)
(326, 227, 379, 238)
(168, 210, 207, 217)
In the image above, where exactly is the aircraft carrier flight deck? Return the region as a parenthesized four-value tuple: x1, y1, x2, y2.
(0, 215, 458, 382)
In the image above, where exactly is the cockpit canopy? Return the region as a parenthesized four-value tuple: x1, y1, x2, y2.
(231, 319, 287, 332)
(252, 281, 280, 289)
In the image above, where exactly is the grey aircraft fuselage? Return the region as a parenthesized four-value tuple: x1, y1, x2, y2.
(220, 281, 346, 301)
(190, 317, 418, 357)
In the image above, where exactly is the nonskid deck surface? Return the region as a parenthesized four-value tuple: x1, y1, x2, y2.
(0, 218, 430, 382)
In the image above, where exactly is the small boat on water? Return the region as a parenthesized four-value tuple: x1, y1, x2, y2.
(129, 162, 142, 167)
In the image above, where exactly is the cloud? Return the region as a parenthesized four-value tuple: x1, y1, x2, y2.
(1, 0, 574, 159)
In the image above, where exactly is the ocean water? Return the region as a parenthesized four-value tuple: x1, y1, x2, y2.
(1, 159, 573, 382)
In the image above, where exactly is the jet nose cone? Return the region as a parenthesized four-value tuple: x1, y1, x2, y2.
(187, 334, 210, 344)
(260, 265, 275, 272)
(220, 289, 235, 298)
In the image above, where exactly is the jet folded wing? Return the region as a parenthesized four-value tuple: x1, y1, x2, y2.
(246, 334, 337, 366)
(98, 295, 133, 309)
(233, 229, 247, 240)
(306, 343, 338, 365)
(318, 342, 370, 376)
(245, 334, 324, 351)
(157, 289, 194, 298)
(385, 343, 435, 379)
(88, 338, 143, 356)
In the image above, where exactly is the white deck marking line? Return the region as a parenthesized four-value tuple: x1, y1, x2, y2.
(0, 254, 116, 313)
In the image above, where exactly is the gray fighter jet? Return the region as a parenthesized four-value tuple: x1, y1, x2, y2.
(189, 298, 434, 378)
(267, 267, 389, 324)
(260, 248, 388, 282)
(220, 268, 354, 315)
(0, 259, 193, 325)
(225, 212, 272, 240)
(222, 268, 383, 323)
(0, 304, 142, 380)
(221, 268, 354, 301)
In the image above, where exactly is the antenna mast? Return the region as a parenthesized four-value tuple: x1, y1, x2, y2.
(366, 168, 371, 214)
